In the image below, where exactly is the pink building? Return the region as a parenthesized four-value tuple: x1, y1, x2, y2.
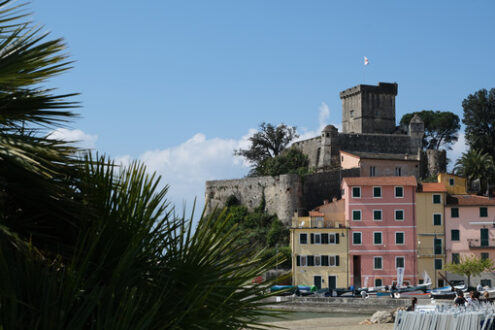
(342, 176, 418, 287)
(445, 195, 495, 286)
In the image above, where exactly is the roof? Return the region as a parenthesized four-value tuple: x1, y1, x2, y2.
(419, 183, 447, 193)
(340, 150, 420, 161)
(342, 176, 417, 186)
(309, 211, 324, 217)
(447, 195, 495, 206)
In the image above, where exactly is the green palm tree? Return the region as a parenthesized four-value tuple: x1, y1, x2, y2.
(454, 149, 495, 193)
(0, 2, 284, 328)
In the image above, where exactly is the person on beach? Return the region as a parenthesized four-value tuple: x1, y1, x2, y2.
(406, 297, 417, 311)
(454, 290, 466, 307)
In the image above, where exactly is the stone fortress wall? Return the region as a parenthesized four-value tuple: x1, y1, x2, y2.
(205, 168, 360, 224)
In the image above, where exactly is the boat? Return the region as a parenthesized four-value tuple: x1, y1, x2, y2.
(430, 284, 467, 299)
(375, 283, 431, 298)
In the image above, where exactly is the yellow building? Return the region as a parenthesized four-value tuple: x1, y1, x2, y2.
(415, 182, 447, 287)
(290, 200, 349, 289)
(438, 173, 467, 195)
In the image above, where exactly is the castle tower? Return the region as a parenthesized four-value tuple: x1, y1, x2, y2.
(340, 82, 398, 134)
(318, 124, 338, 168)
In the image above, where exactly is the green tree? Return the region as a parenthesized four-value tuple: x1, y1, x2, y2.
(258, 147, 310, 176)
(444, 255, 494, 287)
(400, 110, 460, 150)
(0, 2, 284, 328)
(462, 88, 495, 159)
(235, 122, 299, 176)
(454, 149, 495, 193)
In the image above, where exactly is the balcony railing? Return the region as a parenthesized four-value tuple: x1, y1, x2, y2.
(468, 239, 495, 249)
(417, 248, 444, 258)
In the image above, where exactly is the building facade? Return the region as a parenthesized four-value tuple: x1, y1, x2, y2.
(340, 150, 420, 178)
(290, 202, 349, 289)
(415, 183, 447, 287)
(445, 195, 495, 286)
(343, 176, 418, 288)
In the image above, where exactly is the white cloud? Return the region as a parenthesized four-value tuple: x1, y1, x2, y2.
(318, 102, 330, 130)
(49, 128, 98, 149)
(116, 132, 253, 214)
(447, 132, 467, 171)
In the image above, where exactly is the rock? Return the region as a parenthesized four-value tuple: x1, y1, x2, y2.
(370, 310, 394, 324)
(359, 319, 373, 325)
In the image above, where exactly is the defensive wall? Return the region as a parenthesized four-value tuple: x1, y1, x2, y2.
(205, 168, 360, 224)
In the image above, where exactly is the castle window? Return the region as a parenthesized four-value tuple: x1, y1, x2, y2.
(370, 166, 376, 176)
(451, 208, 459, 218)
(350, 110, 354, 118)
(395, 186, 404, 198)
(375, 279, 383, 287)
(373, 186, 381, 197)
(352, 187, 361, 198)
(395, 167, 402, 176)
(449, 178, 455, 186)
(480, 207, 488, 217)
(373, 256, 383, 270)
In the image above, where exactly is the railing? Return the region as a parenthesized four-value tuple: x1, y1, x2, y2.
(417, 248, 444, 257)
(468, 238, 495, 248)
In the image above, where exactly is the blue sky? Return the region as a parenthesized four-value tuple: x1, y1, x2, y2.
(32, 1, 495, 213)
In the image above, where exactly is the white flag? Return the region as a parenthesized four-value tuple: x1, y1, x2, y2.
(364, 56, 369, 66)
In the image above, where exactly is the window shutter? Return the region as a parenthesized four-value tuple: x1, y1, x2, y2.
(336, 255, 340, 266)
(296, 255, 300, 266)
(336, 233, 340, 244)
(310, 233, 314, 244)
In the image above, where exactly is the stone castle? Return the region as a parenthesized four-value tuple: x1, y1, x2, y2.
(205, 82, 447, 224)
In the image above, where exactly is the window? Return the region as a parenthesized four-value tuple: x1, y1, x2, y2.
(434, 238, 442, 255)
(451, 229, 460, 241)
(481, 279, 492, 287)
(374, 257, 383, 270)
(313, 233, 321, 244)
(352, 187, 361, 198)
(299, 233, 308, 244)
(433, 214, 442, 226)
(375, 279, 383, 287)
(373, 210, 383, 221)
(373, 186, 382, 197)
(395, 186, 404, 198)
(307, 255, 314, 266)
(328, 233, 339, 244)
(321, 255, 329, 266)
(374, 232, 383, 245)
(329, 255, 340, 266)
(451, 208, 459, 218)
(300, 256, 307, 266)
(352, 210, 362, 221)
(370, 166, 376, 177)
(395, 210, 404, 221)
(433, 194, 441, 204)
(395, 232, 405, 245)
(452, 253, 460, 264)
(395, 167, 402, 176)
(434, 259, 442, 270)
(353, 232, 362, 245)
(396, 256, 405, 268)
(480, 207, 488, 217)
(449, 178, 455, 186)
(315, 255, 321, 266)
(481, 252, 489, 260)
(321, 233, 329, 244)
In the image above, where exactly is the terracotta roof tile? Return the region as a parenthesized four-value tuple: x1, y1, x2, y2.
(420, 183, 447, 192)
(447, 195, 495, 206)
(342, 176, 417, 186)
(309, 211, 324, 217)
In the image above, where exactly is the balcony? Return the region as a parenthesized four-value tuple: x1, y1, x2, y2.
(468, 239, 495, 249)
(417, 248, 444, 258)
